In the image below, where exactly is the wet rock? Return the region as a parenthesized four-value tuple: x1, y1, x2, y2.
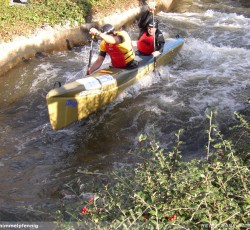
(35, 52, 48, 59)
(22, 57, 30, 62)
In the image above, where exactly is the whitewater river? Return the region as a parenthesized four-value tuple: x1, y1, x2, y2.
(0, 0, 249, 221)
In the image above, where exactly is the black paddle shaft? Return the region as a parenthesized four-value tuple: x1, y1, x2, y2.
(88, 40, 93, 68)
(86, 35, 96, 75)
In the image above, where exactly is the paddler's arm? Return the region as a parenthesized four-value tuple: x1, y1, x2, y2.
(89, 28, 121, 44)
(137, 3, 156, 39)
(138, 6, 152, 30)
(87, 55, 105, 75)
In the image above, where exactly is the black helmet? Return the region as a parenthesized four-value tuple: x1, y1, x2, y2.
(101, 24, 115, 35)
(148, 19, 158, 28)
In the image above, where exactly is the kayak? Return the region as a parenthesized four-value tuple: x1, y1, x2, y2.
(46, 37, 184, 130)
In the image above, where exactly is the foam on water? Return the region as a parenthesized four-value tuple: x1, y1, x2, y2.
(115, 70, 165, 103)
(169, 37, 249, 119)
(30, 63, 61, 91)
(160, 9, 250, 48)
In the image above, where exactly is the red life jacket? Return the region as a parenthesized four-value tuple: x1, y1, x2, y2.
(104, 43, 127, 68)
(137, 32, 154, 55)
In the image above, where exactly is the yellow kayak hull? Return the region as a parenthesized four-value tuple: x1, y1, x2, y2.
(46, 37, 185, 130)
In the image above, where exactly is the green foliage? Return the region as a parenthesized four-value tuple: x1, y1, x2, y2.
(0, 0, 91, 41)
(0, 0, 135, 41)
(54, 110, 250, 229)
(0, 0, 87, 25)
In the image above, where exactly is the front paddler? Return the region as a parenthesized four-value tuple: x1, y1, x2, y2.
(87, 24, 138, 75)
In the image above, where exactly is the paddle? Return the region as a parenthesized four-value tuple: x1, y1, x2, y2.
(149, 2, 157, 72)
(153, 11, 157, 72)
(85, 35, 95, 76)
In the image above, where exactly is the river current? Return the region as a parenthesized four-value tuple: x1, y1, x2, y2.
(0, 0, 249, 221)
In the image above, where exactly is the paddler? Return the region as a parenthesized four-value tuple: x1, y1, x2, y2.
(87, 24, 138, 75)
(137, 2, 165, 57)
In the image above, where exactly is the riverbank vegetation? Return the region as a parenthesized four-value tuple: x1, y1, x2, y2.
(0, 0, 139, 42)
(54, 109, 249, 229)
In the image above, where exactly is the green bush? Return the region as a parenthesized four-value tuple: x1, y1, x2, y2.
(0, 0, 135, 41)
(0, 0, 94, 41)
(54, 109, 249, 229)
(0, 0, 86, 25)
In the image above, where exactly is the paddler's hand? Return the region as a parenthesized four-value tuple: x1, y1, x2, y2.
(86, 67, 91, 76)
(89, 28, 101, 36)
(148, 2, 156, 12)
(152, 51, 161, 57)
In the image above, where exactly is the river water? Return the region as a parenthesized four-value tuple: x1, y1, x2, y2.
(0, 0, 249, 221)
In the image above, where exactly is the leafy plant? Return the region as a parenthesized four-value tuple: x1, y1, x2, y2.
(0, 0, 87, 41)
(54, 108, 250, 229)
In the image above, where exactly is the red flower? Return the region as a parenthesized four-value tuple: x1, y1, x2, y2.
(81, 207, 89, 215)
(166, 214, 177, 221)
(88, 197, 94, 203)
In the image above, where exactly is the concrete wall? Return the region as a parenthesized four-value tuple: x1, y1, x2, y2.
(0, 0, 176, 77)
